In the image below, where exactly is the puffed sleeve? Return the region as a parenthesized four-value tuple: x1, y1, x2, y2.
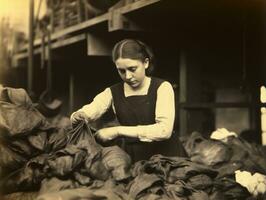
(71, 87, 113, 122)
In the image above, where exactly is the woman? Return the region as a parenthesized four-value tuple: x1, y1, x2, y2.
(71, 39, 185, 162)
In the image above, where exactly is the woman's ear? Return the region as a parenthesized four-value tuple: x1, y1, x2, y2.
(144, 58, 149, 69)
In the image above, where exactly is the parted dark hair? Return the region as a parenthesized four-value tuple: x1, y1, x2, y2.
(112, 39, 155, 75)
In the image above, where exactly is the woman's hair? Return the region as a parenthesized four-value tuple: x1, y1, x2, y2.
(112, 39, 155, 75)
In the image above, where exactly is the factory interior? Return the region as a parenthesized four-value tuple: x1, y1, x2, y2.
(1, 0, 266, 199)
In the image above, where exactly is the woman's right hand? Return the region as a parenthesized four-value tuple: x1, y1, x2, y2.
(70, 111, 88, 125)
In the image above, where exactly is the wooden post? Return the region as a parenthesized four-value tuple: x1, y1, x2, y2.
(62, 0, 66, 28)
(179, 51, 188, 136)
(77, 0, 82, 23)
(250, 85, 262, 144)
(47, 30, 52, 95)
(69, 74, 74, 113)
(83, 0, 89, 20)
(28, 0, 34, 93)
(108, 9, 142, 32)
(50, 0, 55, 32)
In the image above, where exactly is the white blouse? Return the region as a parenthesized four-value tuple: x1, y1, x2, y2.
(72, 79, 175, 142)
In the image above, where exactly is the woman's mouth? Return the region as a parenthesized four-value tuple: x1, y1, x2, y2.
(128, 81, 138, 86)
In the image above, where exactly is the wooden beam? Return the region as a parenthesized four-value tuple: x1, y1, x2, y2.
(14, 34, 86, 62)
(18, 0, 162, 52)
(19, 13, 109, 51)
(119, 0, 161, 14)
(86, 33, 112, 56)
(108, 0, 161, 31)
(52, 34, 86, 48)
(14, 52, 30, 61)
(51, 14, 108, 39)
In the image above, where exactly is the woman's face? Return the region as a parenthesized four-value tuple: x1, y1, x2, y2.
(115, 58, 149, 89)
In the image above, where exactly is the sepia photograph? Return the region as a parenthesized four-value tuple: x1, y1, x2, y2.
(0, 0, 266, 199)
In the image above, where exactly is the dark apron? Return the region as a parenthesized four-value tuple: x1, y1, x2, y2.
(110, 77, 186, 162)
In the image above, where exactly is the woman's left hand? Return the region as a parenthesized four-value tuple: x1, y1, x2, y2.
(95, 127, 119, 142)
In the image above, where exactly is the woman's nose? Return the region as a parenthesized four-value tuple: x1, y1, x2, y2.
(125, 71, 133, 79)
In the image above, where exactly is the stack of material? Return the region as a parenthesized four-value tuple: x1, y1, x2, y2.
(47, 0, 80, 30)
(65, 0, 81, 27)
(3, 192, 38, 200)
(35, 155, 251, 200)
(0, 87, 54, 199)
(183, 132, 266, 176)
(131, 155, 251, 200)
(0, 87, 132, 200)
(40, 0, 120, 32)
(0, 87, 53, 184)
(182, 131, 266, 199)
(1, 87, 264, 200)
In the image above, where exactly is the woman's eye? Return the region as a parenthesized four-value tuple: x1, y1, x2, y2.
(118, 69, 125, 74)
(129, 67, 137, 72)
